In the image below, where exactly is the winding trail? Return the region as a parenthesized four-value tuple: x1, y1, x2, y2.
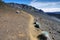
(0, 7, 52, 40)
(21, 11, 38, 40)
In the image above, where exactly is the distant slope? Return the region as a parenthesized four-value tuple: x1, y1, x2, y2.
(46, 12, 60, 19)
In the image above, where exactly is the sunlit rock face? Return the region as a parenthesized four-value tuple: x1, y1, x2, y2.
(37, 31, 51, 40)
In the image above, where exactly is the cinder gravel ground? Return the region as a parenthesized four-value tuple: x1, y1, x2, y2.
(0, 4, 60, 40)
(0, 8, 32, 40)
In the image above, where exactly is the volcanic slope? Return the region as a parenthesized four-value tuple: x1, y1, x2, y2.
(0, 3, 60, 40)
(0, 6, 42, 40)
